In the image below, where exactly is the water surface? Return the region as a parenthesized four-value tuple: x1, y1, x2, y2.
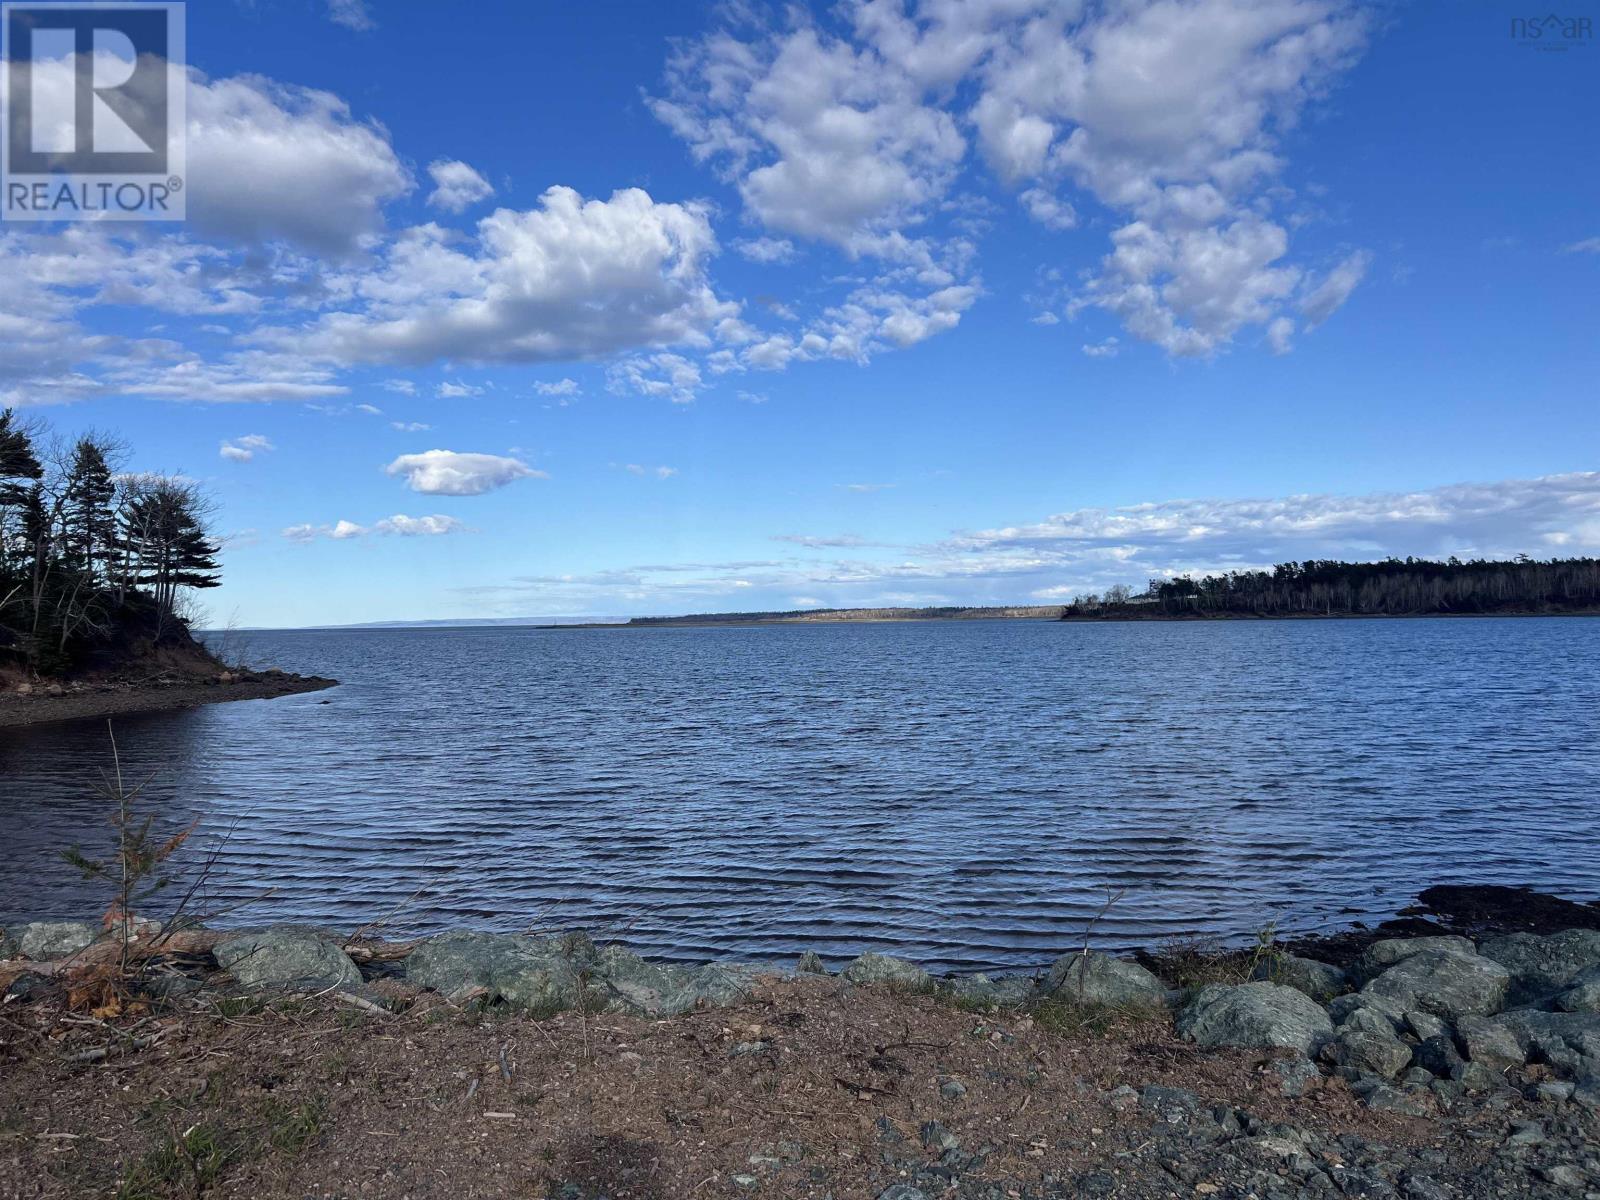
(2, 618, 1597, 972)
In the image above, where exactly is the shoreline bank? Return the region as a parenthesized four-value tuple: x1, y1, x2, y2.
(0, 669, 338, 730)
(3, 887, 1598, 1199)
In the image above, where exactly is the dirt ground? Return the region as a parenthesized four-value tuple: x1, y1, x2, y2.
(0, 972, 1534, 1200)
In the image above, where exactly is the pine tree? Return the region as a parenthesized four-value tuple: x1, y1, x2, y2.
(63, 436, 117, 581)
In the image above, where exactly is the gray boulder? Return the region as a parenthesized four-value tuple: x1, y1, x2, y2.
(1482, 1010, 1600, 1062)
(796, 950, 828, 975)
(1271, 1054, 1322, 1097)
(1480, 930, 1600, 1005)
(841, 952, 932, 993)
(1325, 1029, 1413, 1080)
(1414, 1035, 1466, 1078)
(406, 930, 585, 1015)
(592, 946, 764, 1016)
(1175, 982, 1333, 1056)
(1362, 949, 1509, 1020)
(215, 926, 361, 993)
(1350, 936, 1475, 984)
(0, 927, 17, 959)
(1044, 951, 1167, 1009)
(1455, 1015, 1526, 1071)
(1329, 991, 1407, 1033)
(18, 920, 96, 960)
(944, 973, 1037, 1010)
(1254, 954, 1347, 1002)
(1553, 964, 1600, 1014)
(1404, 1010, 1449, 1041)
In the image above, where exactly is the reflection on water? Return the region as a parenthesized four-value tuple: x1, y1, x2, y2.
(2, 617, 1598, 972)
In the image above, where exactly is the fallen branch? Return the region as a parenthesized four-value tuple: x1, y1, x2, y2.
(333, 991, 390, 1018)
(62, 1032, 161, 1064)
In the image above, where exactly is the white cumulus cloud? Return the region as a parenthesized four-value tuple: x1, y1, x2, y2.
(385, 449, 543, 496)
(426, 159, 495, 214)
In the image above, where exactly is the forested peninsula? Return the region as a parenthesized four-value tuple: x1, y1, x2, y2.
(1059, 557, 1600, 620)
(1, 410, 332, 726)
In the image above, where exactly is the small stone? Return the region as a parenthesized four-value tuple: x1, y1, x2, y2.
(795, 950, 827, 975)
(1504, 1120, 1545, 1147)
(938, 1078, 966, 1102)
(1362, 1083, 1429, 1116)
(876, 1186, 929, 1200)
(731, 1173, 759, 1189)
(1537, 1164, 1586, 1189)
(1139, 1085, 1201, 1124)
(1533, 1081, 1576, 1103)
(1105, 1084, 1138, 1111)
(1271, 1054, 1322, 1098)
(919, 1121, 959, 1153)
(1401, 1176, 1452, 1200)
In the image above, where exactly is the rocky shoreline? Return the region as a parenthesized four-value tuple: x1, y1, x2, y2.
(3, 904, 1599, 1198)
(0, 668, 337, 729)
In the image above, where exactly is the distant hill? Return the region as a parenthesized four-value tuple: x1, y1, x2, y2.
(621, 604, 1061, 627)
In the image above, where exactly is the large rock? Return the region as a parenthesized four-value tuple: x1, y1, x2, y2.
(1350, 936, 1475, 984)
(1483, 1010, 1600, 1061)
(1456, 1015, 1526, 1072)
(944, 973, 1038, 1009)
(1175, 982, 1333, 1056)
(215, 926, 361, 993)
(1253, 954, 1347, 1003)
(592, 947, 764, 1016)
(18, 920, 96, 960)
(1555, 964, 1600, 1014)
(841, 952, 932, 993)
(408, 931, 589, 1016)
(0, 927, 17, 960)
(1329, 991, 1407, 1033)
(1044, 952, 1167, 1009)
(1481, 930, 1600, 1005)
(1324, 1029, 1413, 1080)
(1362, 949, 1509, 1021)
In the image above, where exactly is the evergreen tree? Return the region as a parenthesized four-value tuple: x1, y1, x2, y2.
(63, 436, 117, 581)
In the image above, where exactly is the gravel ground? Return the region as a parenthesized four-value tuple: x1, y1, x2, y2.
(1, 973, 1595, 1200)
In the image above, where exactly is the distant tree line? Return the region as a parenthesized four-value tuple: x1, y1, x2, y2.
(0, 409, 220, 675)
(1059, 557, 1600, 620)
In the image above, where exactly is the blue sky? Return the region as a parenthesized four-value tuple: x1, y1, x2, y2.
(4, 0, 1598, 626)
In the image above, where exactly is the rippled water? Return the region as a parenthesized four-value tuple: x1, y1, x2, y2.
(2, 618, 1598, 972)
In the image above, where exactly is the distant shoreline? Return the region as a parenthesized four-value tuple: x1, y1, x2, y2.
(1057, 607, 1600, 623)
